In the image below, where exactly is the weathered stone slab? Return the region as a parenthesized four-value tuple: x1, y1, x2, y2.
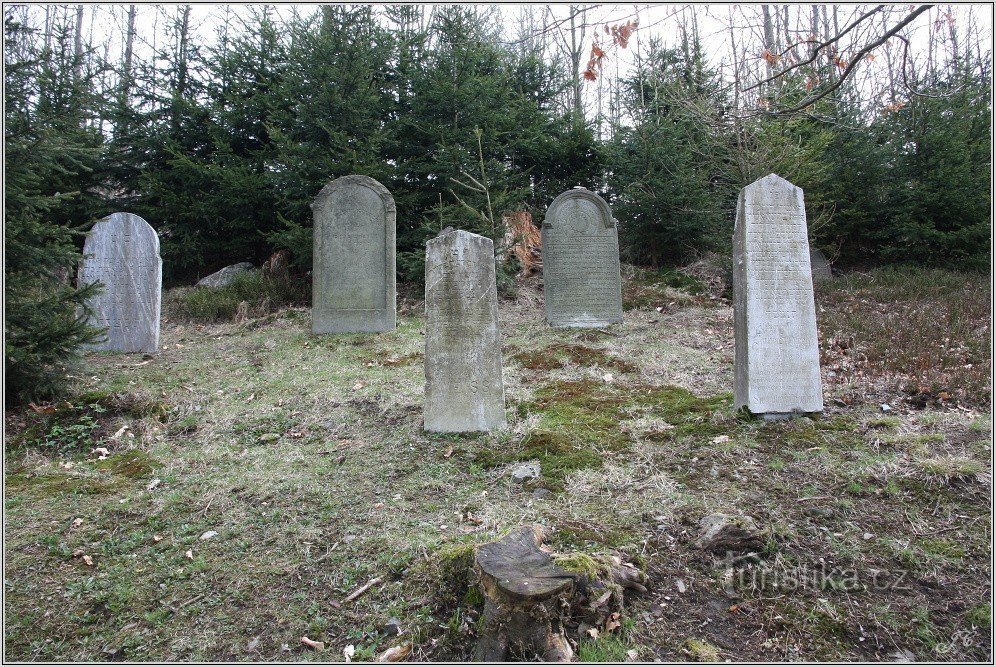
(195, 262, 254, 288)
(78, 212, 161, 354)
(424, 229, 506, 432)
(312, 175, 396, 333)
(542, 187, 622, 328)
(733, 174, 823, 416)
(809, 248, 832, 282)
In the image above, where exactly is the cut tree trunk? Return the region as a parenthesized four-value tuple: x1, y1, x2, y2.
(473, 525, 649, 662)
(474, 525, 575, 662)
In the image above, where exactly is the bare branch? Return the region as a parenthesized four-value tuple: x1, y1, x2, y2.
(897, 34, 965, 99)
(766, 5, 933, 116)
(745, 5, 886, 92)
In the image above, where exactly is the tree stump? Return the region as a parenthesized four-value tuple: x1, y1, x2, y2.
(474, 525, 576, 662)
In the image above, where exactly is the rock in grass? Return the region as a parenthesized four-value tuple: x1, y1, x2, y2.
(511, 462, 541, 483)
(804, 507, 834, 519)
(258, 433, 281, 443)
(695, 513, 765, 553)
(382, 617, 402, 637)
(195, 262, 254, 288)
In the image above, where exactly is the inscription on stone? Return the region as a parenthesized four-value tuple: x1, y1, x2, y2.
(424, 230, 506, 432)
(733, 174, 823, 416)
(542, 188, 623, 328)
(312, 175, 396, 333)
(77, 212, 161, 354)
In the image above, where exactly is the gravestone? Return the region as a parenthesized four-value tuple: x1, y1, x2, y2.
(77, 212, 161, 354)
(809, 248, 832, 282)
(542, 187, 623, 328)
(424, 229, 506, 432)
(312, 175, 396, 333)
(733, 174, 823, 417)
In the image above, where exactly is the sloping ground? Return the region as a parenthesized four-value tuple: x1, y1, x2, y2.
(4, 268, 991, 662)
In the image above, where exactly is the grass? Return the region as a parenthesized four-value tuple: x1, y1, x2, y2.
(621, 266, 707, 311)
(3, 265, 991, 662)
(164, 270, 308, 323)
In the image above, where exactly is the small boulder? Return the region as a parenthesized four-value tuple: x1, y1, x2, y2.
(695, 513, 765, 553)
(196, 262, 254, 288)
(382, 617, 402, 637)
(510, 462, 540, 483)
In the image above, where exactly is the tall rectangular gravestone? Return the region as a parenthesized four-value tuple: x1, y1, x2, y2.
(312, 175, 396, 333)
(542, 187, 623, 328)
(78, 212, 161, 354)
(733, 174, 823, 417)
(424, 229, 506, 432)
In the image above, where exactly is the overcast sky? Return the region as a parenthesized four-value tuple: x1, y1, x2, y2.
(16, 3, 993, 122)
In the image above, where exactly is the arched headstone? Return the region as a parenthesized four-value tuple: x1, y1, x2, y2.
(78, 212, 162, 354)
(733, 174, 823, 418)
(424, 229, 506, 432)
(312, 175, 396, 333)
(809, 247, 832, 282)
(541, 187, 623, 328)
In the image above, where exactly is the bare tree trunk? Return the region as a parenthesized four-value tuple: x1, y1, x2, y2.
(882, 14, 898, 105)
(119, 5, 136, 108)
(568, 5, 585, 121)
(947, 8, 960, 75)
(44, 5, 52, 52)
(762, 4, 776, 81)
(172, 5, 191, 135)
(74, 4, 84, 81)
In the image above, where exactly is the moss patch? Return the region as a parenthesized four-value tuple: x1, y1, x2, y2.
(512, 343, 638, 373)
(94, 450, 157, 480)
(481, 379, 730, 487)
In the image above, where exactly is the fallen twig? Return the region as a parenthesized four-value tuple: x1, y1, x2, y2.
(345, 576, 383, 603)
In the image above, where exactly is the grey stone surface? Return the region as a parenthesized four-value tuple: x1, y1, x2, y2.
(195, 262, 254, 288)
(510, 462, 541, 483)
(695, 513, 764, 552)
(809, 248, 832, 282)
(424, 229, 506, 432)
(311, 175, 396, 333)
(733, 174, 823, 416)
(542, 187, 623, 328)
(78, 212, 161, 354)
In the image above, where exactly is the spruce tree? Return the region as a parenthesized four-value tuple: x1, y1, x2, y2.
(4, 9, 106, 403)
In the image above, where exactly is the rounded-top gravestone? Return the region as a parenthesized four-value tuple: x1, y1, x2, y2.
(809, 248, 832, 282)
(311, 175, 396, 334)
(541, 187, 623, 328)
(77, 212, 162, 354)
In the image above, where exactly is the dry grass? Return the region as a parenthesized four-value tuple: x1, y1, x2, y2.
(4, 265, 991, 662)
(816, 267, 991, 408)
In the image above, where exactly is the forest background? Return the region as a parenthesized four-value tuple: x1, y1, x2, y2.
(4, 3, 992, 400)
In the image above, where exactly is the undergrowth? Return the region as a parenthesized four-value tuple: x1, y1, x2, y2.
(164, 271, 308, 322)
